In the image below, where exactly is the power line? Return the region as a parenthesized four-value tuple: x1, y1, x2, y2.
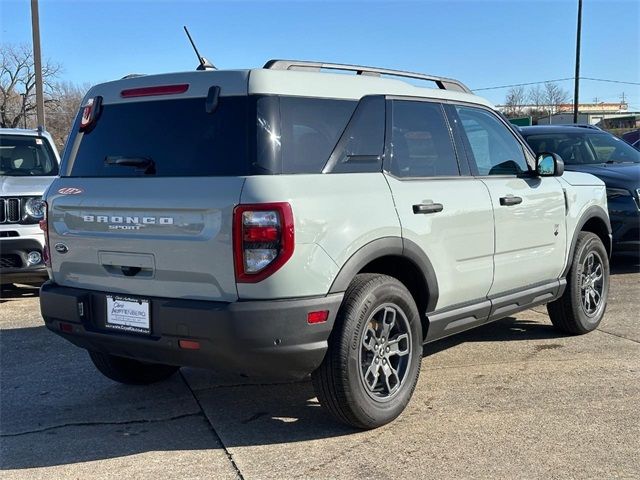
(473, 78, 574, 91)
(472, 77, 640, 91)
(581, 77, 640, 86)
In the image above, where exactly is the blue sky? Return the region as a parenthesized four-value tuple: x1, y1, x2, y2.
(2, 0, 639, 108)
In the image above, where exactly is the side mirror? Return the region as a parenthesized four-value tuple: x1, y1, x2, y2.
(536, 152, 564, 177)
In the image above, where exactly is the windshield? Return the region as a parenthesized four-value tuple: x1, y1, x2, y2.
(524, 132, 640, 165)
(0, 134, 59, 176)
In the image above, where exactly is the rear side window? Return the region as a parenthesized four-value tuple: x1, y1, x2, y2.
(456, 106, 528, 176)
(389, 100, 459, 177)
(0, 134, 58, 176)
(63, 97, 249, 177)
(256, 96, 356, 174)
(328, 95, 385, 173)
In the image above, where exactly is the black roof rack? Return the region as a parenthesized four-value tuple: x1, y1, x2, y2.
(263, 59, 471, 94)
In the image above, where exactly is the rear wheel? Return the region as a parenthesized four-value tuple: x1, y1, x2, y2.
(88, 351, 179, 385)
(312, 274, 422, 429)
(547, 232, 609, 334)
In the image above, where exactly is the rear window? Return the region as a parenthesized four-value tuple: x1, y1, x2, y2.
(63, 97, 249, 177)
(0, 134, 58, 176)
(63, 94, 357, 177)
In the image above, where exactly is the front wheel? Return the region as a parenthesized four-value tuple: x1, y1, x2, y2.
(312, 274, 422, 429)
(547, 232, 609, 334)
(88, 351, 179, 385)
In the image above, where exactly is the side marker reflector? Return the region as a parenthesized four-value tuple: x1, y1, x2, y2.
(179, 339, 201, 350)
(307, 310, 329, 324)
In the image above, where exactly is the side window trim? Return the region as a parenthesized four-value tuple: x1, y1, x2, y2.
(442, 104, 472, 176)
(382, 97, 464, 180)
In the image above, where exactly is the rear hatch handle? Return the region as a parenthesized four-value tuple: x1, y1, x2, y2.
(105, 156, 156, 174)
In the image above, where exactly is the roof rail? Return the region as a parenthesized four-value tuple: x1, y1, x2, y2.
(559, 124, 602, 130)
(263, 59, 471, 94)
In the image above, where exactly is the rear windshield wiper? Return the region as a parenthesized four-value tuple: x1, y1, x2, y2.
(105, 156, 156, 174)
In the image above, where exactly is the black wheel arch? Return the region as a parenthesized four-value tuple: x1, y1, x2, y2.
(563, 205, 612, 277)
(328, 237, 439, 314)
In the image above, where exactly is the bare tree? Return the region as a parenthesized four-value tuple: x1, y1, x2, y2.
(46, 81, 90, 149)
(528, 84, 544, 109)
(542, 81, 570, 114)
(503, 85, 527, 117)
(0, 43, 62, 128)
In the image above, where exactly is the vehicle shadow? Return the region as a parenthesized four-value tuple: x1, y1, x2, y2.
(610, 254, 640, 275)
(1, 313, 566, 470)
(0, 283, 41, 303)
(422, 315, 562, 357)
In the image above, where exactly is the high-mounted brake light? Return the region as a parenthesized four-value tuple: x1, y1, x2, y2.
(120, 84, 189, 98)
(233, 203, 294, 283)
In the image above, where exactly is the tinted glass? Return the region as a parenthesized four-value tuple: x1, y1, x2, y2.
(63, 97, 249, 177)
(330, 96, 385, 173)
(524, 132, 639, 165)
(256, 96, 356, 174)
(456, 106, 528, 175)
(0, 134, 58, 176)
(390, 101, 459, 177)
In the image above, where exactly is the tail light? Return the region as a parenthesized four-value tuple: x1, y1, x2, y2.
(79, 96, 102, 131)
(38, 201, 50, 267)
(233, 203, 294, 283)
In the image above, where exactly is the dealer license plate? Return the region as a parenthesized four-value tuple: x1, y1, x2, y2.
(105, 295, 150, 334)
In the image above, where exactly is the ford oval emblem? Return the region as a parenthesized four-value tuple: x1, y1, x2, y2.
(54, 243, 69, 254)
(58, 187, 84, 195)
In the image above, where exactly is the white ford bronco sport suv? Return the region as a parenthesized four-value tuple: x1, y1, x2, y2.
(39, 60, 611, 429)
(1, 128, 59, 285)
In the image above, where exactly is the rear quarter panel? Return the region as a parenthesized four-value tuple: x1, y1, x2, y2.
(238, 173, 400, 299)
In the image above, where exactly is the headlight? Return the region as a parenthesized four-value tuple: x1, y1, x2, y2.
(606, 188, 631, 199)
(24, 197, 46, 219)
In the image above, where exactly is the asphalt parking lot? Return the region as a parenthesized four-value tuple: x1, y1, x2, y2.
(1, 258, 639, 479)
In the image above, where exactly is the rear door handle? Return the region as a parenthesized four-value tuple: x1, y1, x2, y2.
(499, 195, 522, 206)
(413, 203, 444, 214)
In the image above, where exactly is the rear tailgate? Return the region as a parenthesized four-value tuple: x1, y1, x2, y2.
(47, 177, 243, 301)
(47, 71, 251, 302)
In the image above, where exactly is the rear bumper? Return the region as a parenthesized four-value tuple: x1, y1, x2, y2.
(0, 236, 48, 284)
(40, 282, 343, 379)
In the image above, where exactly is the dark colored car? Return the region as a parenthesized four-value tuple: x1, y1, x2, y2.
(521, 125, 639, 256)
(622, 129, 639, 146)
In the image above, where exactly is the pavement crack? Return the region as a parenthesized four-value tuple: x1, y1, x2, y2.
(597, 328, 640, 344)
(179, 370, 245, 480)
(0, 412, 201, 438)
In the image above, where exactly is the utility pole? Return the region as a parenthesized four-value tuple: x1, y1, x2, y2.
(573, 0, 583, 124)
(30, 0, 45, 130)
(19, 93, 27, 128)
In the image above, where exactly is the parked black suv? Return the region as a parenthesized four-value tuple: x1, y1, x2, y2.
(521, 125, 639, 256)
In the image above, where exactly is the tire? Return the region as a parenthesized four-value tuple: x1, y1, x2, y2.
(312, 274, 423, 429)
(547, 232, 609, 334)
(88, 351, 179, 385)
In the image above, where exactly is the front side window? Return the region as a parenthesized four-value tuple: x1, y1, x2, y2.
(389, 100, 459, 177)
(456, 106, 529, 176)
(0, 135, 58, 176)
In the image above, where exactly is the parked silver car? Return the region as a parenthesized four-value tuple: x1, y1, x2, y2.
(1, 128, 59, 285)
